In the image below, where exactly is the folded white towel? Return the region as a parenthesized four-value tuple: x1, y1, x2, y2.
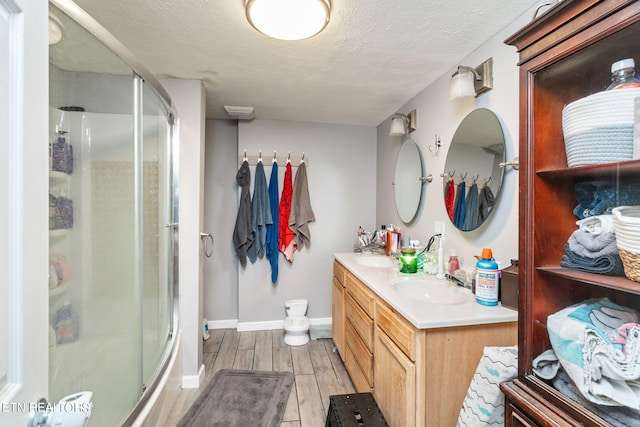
(576, 214, 615, 236)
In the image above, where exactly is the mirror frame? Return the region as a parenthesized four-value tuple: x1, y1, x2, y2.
(394, 138, 424, 223)
(443, 108, 506, 232)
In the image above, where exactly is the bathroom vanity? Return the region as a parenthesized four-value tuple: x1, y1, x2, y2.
(332, 253, 518, 427)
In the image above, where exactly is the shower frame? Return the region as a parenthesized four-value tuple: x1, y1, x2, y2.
(49, 1, 180, 425)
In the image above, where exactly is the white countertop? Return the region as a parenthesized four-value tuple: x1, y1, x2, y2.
(334, 252, 518, 329)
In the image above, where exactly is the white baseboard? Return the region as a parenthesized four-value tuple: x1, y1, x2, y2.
(207, 317, 332, 332)
(181, 363, 205, 389)
(207, 319, 238, 330)
(236, 317, 332, 332)
(237, 319, 283, 331)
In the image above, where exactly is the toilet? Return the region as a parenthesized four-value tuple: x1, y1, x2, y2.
(283, 299, 310, 346)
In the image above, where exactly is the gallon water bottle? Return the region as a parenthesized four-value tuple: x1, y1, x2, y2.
(475, 248, 500, 306)
(606, 58, 640, 90)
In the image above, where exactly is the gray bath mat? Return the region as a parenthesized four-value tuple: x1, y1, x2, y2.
(176, 369, 294, 427)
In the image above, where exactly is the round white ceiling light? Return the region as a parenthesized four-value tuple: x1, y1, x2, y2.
(245, 0, 330, 41)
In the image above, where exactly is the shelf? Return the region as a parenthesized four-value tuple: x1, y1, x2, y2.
(49, 281, 69, 298)
(537, 159, 640, 180)
(49, 229, 69, 241)
(49, 170, 70, 186)
(538, 266, 640, 294)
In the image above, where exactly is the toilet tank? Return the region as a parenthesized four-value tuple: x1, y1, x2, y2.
(285, 299, 308, 317)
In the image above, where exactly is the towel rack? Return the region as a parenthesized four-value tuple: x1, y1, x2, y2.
(200, 232, 213, 257)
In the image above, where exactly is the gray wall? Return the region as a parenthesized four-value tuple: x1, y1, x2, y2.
(375, 10, 530, 273)
(203, 119, 240, 322)
(202, 118, 377, 326)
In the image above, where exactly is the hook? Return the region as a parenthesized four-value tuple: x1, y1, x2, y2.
(287, 151, 291, 163)
(484, 176, 492, 185)
(243, 149, 247, 161)
(461, 172, 468, 181)
(301, 152, 305, 163)
(472, 174, 479, 184)
(428, 135, 441, 154)
(258, 150, 262, 162)
(273, 150, 277, 163)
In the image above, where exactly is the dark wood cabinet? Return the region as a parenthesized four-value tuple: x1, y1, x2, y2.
(503, 0, 640, 425)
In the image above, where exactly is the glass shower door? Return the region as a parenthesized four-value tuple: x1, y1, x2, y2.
(140, 80, 174, 385)
(48, 2, 178, 426)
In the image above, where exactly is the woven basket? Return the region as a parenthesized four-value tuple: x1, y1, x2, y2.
(562, 89, 640, 167)
(612, 205, 640, 282)
(619, 248, 640, 282)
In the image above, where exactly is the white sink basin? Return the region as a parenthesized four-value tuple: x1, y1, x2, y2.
(391, 277, 467, 305)
(354, 255, 396, 268)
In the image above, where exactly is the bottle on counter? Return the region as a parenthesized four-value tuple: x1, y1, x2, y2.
(606, 58, 640, 90)
(386, 224, 401, 256)
(448, 252, 460, 275)
(475, 248, 500, 306)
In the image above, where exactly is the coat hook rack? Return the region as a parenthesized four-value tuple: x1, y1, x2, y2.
(239, 150, 309, 166)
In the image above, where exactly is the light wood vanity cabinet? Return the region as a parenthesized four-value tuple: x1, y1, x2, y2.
(332, 259, 517, 426)
(331, 261, 346, 359)
(344, 272, 375, 392)
(374, 299, 421, 427)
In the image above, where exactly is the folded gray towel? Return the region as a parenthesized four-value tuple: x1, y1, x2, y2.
(553, 369, 640, 426)
(532, 349, 560, 380)
(561, 244, 626, 276)
(568, 229, 618, 258)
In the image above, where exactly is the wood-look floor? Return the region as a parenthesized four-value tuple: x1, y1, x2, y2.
(166, 329, 355, 427)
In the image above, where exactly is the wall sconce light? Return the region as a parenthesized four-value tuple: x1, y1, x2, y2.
(389, 110, 417, 136)
(449, 58, 493, 100)
(245, 0, 331, 41)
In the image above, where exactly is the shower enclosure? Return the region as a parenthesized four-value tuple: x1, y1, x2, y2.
(48, 1, 178, 425)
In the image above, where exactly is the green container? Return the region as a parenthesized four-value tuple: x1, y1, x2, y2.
(399, 248, 418, 274)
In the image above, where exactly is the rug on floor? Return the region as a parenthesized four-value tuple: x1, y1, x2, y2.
(176, 369, 295, 427)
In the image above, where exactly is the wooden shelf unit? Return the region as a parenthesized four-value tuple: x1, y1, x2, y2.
(503, 0, 640, 425)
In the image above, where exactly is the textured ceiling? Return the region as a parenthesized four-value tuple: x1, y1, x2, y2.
(67, 0, 539, 126)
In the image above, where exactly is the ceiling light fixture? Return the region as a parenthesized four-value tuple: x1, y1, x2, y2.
(389, 110, 417, 136)
(245, 0, 330, 41)
(449, 58, 493, 100)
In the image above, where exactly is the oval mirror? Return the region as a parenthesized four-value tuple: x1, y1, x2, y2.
(443, 108, 505, 231)
(394, 139, 424, 223)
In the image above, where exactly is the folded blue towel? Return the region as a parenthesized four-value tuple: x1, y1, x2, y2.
(560, 244, 625, 276)
(574, 180, 640, 219)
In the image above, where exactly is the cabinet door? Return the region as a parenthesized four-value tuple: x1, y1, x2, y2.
(374, 327, 416, 427)
(332, 276, 345, 359)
